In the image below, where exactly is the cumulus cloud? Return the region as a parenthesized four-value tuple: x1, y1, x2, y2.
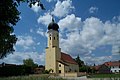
(46, 0, 56, 2)
(83, 56, 112, 65)
(36, 0, 119, 64)
(112, 45, 120, 55)
(30, 28, 33, 33)
(89, 6, 98, 13)
(31, 2, 41, 13)
(16, 36, 35, 50)
(58, 14, 82, 31)
(52, 0, 74, 17)
(37, 28, 45, 36)
(58, 15, 120, 63)
(0, 52, 45, 65)
(37, 13, 52, 26)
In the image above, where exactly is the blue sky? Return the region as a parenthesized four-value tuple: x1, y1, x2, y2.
(0, 0, 120, 65)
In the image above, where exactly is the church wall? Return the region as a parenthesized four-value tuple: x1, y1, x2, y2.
(65, 63, 79, 73)
(58, 62, 79, 73)
(45, 47, 57, 73)
(58, 62, 65, 73)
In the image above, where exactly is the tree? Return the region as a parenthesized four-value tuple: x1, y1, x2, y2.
(0, 0, 45, 59)
(74, 55, 84, 67)
(0, 0, 19, 59)
(23, 58, 38, 68)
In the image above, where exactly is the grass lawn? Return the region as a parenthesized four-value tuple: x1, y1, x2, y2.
(87, 73, 120, 78)
(0, 74, 66, 80)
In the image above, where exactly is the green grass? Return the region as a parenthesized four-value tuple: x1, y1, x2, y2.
(0, 74, 66, 80)
(87, 73, 120, 78)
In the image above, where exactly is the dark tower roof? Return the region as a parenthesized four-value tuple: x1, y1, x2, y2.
(48, 17, 59, 31)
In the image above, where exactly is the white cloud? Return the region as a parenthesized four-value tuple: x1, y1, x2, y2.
(30, 28, 33, 33)
(31, 2, 41, 13)
(58, 14, 82, 31)
(36, 4, 119, 64)
(16, 36, 35, 50)
(58, 15, 120, 63)
(112, 16, 120, 23)
(89, 6, 98, 13)
(112, 45, 120, 55)
(59, 17, 104, 56)
(19, 15, 22, 20)
(52, 0, 74, 17)
(37, 42, 41, 45)
(83, 56, 112, 65)
(37, 28, 45, 36)
(0, 52, 45, 65)
(37, 13, 52, 26)
(46, 0, 56, 2)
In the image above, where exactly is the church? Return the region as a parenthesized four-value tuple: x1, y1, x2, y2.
(45, 18, 79, 76)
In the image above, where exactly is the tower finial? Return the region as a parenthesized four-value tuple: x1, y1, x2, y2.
(52, 15, 54, 22)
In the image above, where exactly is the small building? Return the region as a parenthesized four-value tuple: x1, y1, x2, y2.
(45, 18, 79, 76)
(104, 60, 120, 73)
(92, 64, 110, 73)
(34, 65, 45, 74)
(98, 64, 110, 73)
(92, 60, 120, 73)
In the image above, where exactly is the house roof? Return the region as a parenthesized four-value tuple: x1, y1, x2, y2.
(0, 63, 16, 67)
(95, 65, 101, 70)
(104, 61, 120, 66)
(61, 52, 78, 65)
(57, 60, 69, 66)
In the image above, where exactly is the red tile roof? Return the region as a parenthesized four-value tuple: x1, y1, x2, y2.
(61, 52, 78, 65)
(104, 61, 120, 66)
(94, 65, 101, 70)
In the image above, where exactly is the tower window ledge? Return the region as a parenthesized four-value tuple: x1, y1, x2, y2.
(52, 46, 57, 48)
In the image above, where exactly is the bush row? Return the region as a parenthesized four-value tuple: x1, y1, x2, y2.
(0, 65, 32, 77)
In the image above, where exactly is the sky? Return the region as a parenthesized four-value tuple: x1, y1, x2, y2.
(0, 0, 120, 65)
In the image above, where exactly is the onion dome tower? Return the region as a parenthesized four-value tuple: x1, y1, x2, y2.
(48, 17, 59, 31)
(45, 16, 61, 74)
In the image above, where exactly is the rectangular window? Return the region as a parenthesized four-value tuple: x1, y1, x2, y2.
(57, 35, 58, 40)
(52, 70, 54, 73)
(54, 37, 55, 40)
(59, 70, 61, 73)
(50, 37, 51, 40)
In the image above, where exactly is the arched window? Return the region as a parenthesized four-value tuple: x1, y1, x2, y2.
(49, 34, 51, 40)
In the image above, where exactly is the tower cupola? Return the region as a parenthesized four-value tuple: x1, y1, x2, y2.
(48, 17, 59, 31)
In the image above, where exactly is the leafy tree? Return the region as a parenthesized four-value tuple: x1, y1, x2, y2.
(0, 0, 45, 59)
(74, 55, 84, 67)
(79, 65, 92, 73)
(0, 0, 19, 59)
(23, 58, 38, 68)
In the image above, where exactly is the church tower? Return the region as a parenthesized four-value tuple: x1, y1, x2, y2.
(45, 18, 61, 73)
